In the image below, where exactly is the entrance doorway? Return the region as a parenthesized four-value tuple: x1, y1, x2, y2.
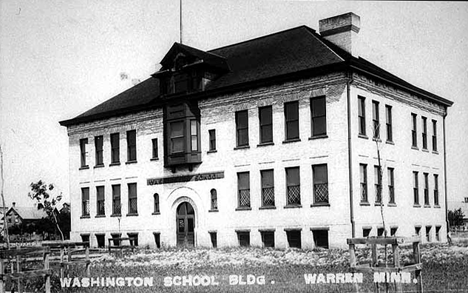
(176, 202, 195, 246)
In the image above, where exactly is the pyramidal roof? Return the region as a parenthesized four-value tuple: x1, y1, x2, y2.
(60, 25, 451, 127)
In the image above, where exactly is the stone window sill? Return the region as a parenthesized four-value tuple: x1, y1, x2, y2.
(208, 209, 219, 213)
(234, 145, 250, 150)
(310, 203, 330, 207)
(235, 207, 252, 211)
(126, 160, 138, 165)
(95, 214, 106, 218)
(284, 204, 302, 209)
(80, 215, 90, 219)
(94, 164, 105, 169)
(360, 202, 370, 206)
(282, 138, 301, 144)
(150, 158, 159, 161)
(358, 134, 368, 140)
(111, 214, 122, 217)
(388, 203, 397, 207)
(207, 150, 217, 154)
(411, 146, 419, 151)
(259, 206, 276, 210)
(257, 142, 274, 147)
(309, 134, 328, 140)
(386, 141, 394, 145)
(152, 212, 161, 215)
(79, 165, 89, 170)
(413, 204, 421, 208)
(109, 162, 121, 167)
(126, 213, 139, 216)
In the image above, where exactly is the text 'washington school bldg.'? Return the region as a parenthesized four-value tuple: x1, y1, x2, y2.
(60, 13, 453, 249)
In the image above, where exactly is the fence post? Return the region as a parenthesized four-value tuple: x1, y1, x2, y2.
(0, 259, 5, 293)
(44, 251, 50, 293)
(85, 246, 90, 276)
(16, 254, 22, 293)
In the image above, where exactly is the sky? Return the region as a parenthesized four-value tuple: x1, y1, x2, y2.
(0, 0, 467, 209)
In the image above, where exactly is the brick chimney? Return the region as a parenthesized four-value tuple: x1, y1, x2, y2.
(319, 12, 361, 56)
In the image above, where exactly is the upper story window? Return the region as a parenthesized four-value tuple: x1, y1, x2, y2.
(259, 106, 273, 144)
(110, 133, 120, 164)
(432, 120, 438, 152)
(237, 172, 250, 209)
(311, 96, 326, 137)
(127, 130, 137, 162)
(372, 101, 380, 139)
(411, 113, 418, 148)
(164, 102, 201, 168)
(385, 105, 393, 142)
(152, 138, 158, 160)
(95, 135, 104, 166)
(81, 187, 90, 217)
(422, 117, 428, 150)
(284, 101, 299, 141)
(210, 189, 218, 210)
(96, 186, 105, 216)
(261, 169, 275, 207)
(80, 138, 88, 168)
(128, 183, 138, 215)
(388, 168, 395, 204)
(424, 172, 429, 206)
(434, 174, 439, 206)
(358, 96, 366, 136)
(413, 171, 419, 206)
(360, 164, 368, 203)
(236, 110, 249, 147)
(209, 129, 216, 152)
(286, 167, 301, 206)
(112, 184, 121, 216)
(312, 164, 328, 205)
(374, 166, 382, 204)
(154, 193, 160, 214)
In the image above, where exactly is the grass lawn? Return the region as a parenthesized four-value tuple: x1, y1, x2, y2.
(8, 243, 468, 292)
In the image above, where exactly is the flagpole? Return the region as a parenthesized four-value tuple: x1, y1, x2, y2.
(180, 0, 183, 44)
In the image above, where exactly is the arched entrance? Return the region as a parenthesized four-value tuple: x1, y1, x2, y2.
(176, 202, 195, 247)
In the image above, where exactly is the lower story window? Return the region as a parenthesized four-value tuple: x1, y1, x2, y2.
(153, 232, 161, 249)
(127, 233, 139, 247)
(260, 230, 275, 248)
(80, 234, 90, 247)
(312, 229, 329, 249)
(390, 227, 398, 237)
(95, 234, 105, 248)
(209, 232, 217, 248)
(425, 226, 431, 242)
(111, 233, 122, 246)
(286, 230, 301, 249)
(237, 231, 250, 247)
(377, 227, 385, 237)
(362, 228, 371, 238)
(435, 226, 441, 241)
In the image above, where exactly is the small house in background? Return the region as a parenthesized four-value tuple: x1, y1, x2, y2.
(4, 202, 47, 227)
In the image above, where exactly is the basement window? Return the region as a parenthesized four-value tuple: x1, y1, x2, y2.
(312, 229, 329, 249)
(95, 234, 105, 248)
(237, 231, 250, 247)
(260, 231, 275, 248)
(286, 229, 301, 249)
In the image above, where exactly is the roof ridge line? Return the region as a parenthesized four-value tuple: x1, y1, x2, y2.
(208, 25, 313, 53)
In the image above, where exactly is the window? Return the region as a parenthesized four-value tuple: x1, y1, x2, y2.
(235, 110, 249, 147)
(96, 186, 105, 216)
(94, 136, 103, 166)
(377, 227, 384, 237)
(388, 168, 395, 204)
(411, 113, 417, 148)
(209, 129, 216, 151)
(363, 228, 371, 237)
(259, 106, 273, 144)
(110, 133, 120, 164)
(422, 117, 428, 150)
(286, 167, 301, 205)
(210, 189, 218, 210)
(261, 169, 275, 207)
(435, 226, 441, 241)
(434, 174, 439, 206)
(390, 227, 398, 237)
(311, 96, 326, 136)
(260, 231, 275, 248)
(286, 230, 301, 249)
(112, 185, 121, 215)
(128, 183, 138, 214)
(111, 233, 122, 246)
(374, 166, 382, 204)
(169, 121, 184, 153)
(153, 233, 161, 249)
(80, 138, 88, 167)
(432, 120, 438, 152)
(358, 96, 366, 136)
(237, 172, 250, 208)
(372, 101, 380, 139)
(152, 138, 158, 159)
(385, 105, 393, 142)
(81, 187, 90, 217)
(312, 164, 328, 205)
(237, 231, 250, 247)
(154, 193, 160, 214)
(284, 101, 299, 140)
(127, 130, 137, 162)
(80, 234, 90, 247)
(95, 234, 105, 248)
(415, 226, 421, 237)
(127, 233, 139, 247)
(312, 229, 329, 249)
(190, 120, 198, 152)
(465, 197, 468, 203)
(413, 171, 419, 205)
(360, 164, 368, 203)
(425, 226, 431, 242)
(424, 173, 429, 206)
(209, 232, 217, 248)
